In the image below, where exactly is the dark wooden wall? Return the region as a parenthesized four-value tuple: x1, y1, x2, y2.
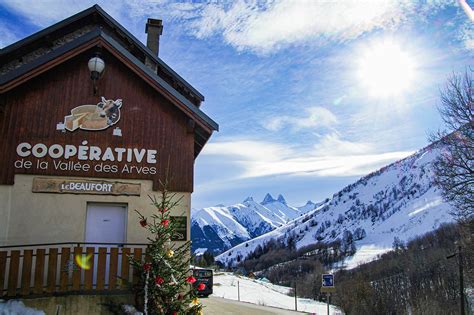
(0, 49, 195, 192)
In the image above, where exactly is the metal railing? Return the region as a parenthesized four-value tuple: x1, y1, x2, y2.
(0, 242, 148, 249)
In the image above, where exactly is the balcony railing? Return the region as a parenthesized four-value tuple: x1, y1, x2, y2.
(0, 242, 147, 298)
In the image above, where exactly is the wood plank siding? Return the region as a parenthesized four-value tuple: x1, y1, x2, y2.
(0, 49, 195, 192)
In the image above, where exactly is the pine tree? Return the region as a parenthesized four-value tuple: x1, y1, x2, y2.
(131, 180, 204, 315)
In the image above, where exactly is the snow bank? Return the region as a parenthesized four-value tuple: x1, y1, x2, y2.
(122, 304, 143, 315)
(0, 300, 45, 315)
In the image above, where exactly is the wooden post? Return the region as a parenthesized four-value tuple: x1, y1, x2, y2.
(59, 247, 70, 292)
(131, 248, 142, 286)
(21, 250, 33, 295)
(97, 247, 107, 290)
(8, 250, 20, 296)
(121, 248, 130, 288)
(0, 251, 7, 296)
(109, 248, 118, 290)
(47, 248, 58, 293)
(72, 247, 82, 291)
(84, 247, 95, 290)
(33, 249, 45, 295)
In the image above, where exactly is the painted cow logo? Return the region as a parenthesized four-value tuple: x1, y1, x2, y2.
(64, 97, 122, 131)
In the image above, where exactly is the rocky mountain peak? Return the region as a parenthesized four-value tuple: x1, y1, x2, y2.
(243, 196, 254, 203)
(277, 194, 287, 205)
(261, 193, 276, 204)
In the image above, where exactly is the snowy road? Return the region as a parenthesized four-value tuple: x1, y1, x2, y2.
(201, 296, 305, 314)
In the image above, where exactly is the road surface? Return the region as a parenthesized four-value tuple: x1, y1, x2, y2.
(201, 296, 307, 314)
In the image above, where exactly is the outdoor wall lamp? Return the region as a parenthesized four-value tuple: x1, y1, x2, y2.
(88, 56, 105, 95)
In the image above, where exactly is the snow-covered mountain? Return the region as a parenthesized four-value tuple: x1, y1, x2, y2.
(216, 143, 455, 268)
(191, 194, 319, 255)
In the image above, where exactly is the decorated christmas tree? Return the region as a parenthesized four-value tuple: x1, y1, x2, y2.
(131, 179, 203, 315)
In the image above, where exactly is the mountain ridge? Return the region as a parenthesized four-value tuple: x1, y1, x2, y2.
(215, 142, 455, 268)
(191, 194, 319, 254)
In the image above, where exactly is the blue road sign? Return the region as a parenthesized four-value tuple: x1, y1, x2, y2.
(322, 274, 334, 287)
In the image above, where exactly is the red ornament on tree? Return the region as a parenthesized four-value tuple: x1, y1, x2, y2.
(139, 218, 147, 227)
(186, 276, 196, 284)
(161, 219, 170, 227)
(197, 283, 206, 291)
(143, 263, 152, 272)
(155, 276, 165, 285)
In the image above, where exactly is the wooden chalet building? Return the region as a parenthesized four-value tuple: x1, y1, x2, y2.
(0, 5, 217, 298)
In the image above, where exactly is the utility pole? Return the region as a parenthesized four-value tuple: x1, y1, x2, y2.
(327, 292, 330, 315)
(294, 283, 297, 311)
(237, 280, 240, 302)
(447, 245, 465, 315)
(458, 245, 465, 315)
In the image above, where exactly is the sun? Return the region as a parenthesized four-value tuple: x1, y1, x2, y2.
(356, 39, 416, 98)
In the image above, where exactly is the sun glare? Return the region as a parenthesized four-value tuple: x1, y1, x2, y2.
(356, 39, 416, 98)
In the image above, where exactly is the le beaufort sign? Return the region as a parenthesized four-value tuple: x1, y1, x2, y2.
(32, 177, 141, 196)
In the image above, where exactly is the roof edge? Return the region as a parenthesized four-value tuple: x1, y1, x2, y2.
(0, 4, 205, 102)
(91, 5, 205, 101)
(100, 31, 219, 131)
(0, 5, 97, 56)
(0, 28, 218, 132)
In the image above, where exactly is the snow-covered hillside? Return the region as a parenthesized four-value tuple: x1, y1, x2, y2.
(191, 194, 319, 255)
(216, 144, 455, 267)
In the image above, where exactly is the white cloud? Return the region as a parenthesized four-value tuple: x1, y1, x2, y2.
(201, 135, 413, 179)
(264, 106, 338, 131)
(0, 0, 461, 54)
(181, 0, 419, 54)
(458, 21, 474, 50)
(0, 21, 20, 47)
(314, 133, 372, 155)
(1, 0, 92, 27)
(0, 0, 125, 27)
(202, 139, 291, 163)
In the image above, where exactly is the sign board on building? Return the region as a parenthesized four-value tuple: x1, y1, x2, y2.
(170, 216, 187, 241)
(32, 177, 141, 196)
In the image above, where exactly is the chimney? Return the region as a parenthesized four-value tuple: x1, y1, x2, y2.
(145, 18, 163, 70)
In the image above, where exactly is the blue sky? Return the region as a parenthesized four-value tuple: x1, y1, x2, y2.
(1, 0, 473, 209)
